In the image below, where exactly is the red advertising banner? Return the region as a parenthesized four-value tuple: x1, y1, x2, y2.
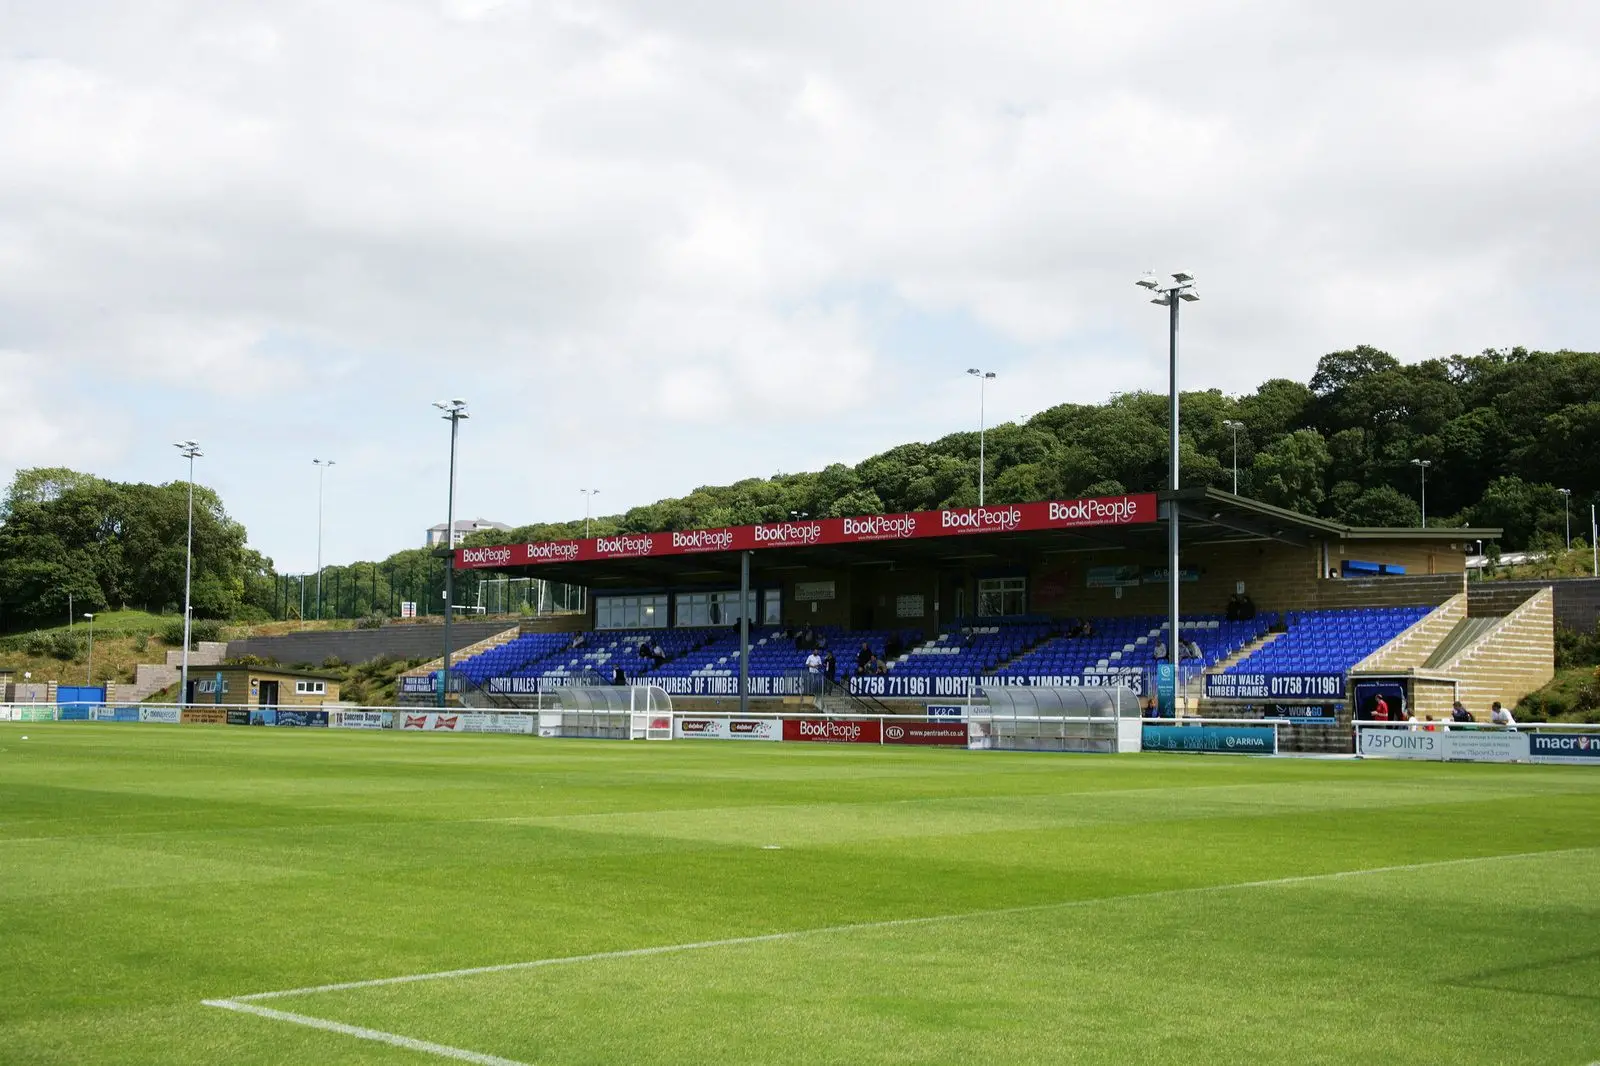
(881, 720, 969, 746)
(782, 718, 883, 744)
(456, 493, 1158, 569)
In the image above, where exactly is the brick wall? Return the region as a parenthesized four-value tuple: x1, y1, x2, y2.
(1437, 587, 1555, 714)
(1473, 577, 1600, 632)
(1353, 594, 1466, 672)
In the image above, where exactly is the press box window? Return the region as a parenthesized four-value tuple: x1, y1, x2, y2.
(976, 577, 1026, 617)
(295, 680, 326, 695)
(596, 594, 668, 630)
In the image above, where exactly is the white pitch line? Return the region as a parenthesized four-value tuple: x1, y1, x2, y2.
(203, 999, 532, 1066)
(226, 846, 1594, 1004)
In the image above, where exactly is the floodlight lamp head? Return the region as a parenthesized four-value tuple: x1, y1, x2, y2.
(1559, 487, 1572, 496)
(1172, 271, 1194, 283)
(967, 368, 981, 376)
(1150, 294, 1173, 306)
(1178, 289, 1199, 302)
(1136, 274, 1160, 290)
(984, 371, 996, 380)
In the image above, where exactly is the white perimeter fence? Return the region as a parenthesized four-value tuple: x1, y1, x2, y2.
(6, 701, 1599, 763)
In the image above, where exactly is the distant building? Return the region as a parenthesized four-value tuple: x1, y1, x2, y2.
(427, 518, 512, 548)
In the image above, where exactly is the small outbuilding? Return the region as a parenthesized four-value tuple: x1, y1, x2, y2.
(185, 665, 341, 707)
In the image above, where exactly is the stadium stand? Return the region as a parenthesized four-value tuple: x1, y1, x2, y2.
(995, 615, 1271, 681)
(450, 614, 1291, 690)
(1220, 606, 1429, 676)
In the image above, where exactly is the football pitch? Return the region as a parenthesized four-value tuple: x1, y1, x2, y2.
(2, 723, 1599, 1065)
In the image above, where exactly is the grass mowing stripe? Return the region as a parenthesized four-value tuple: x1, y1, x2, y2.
(202, 999, 530, 1066)
(228, 845, 1592, 1003)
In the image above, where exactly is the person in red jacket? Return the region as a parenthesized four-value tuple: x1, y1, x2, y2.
(1372, 694, 1390, 722)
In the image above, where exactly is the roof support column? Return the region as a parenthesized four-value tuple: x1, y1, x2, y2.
(738, 550, 750, 717)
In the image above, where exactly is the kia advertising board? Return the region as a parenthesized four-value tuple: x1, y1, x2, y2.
(782, 718, 883, 744)
(457, 494, 1156, 569)
(882, 721, 968, 746)
(673, 717, 782, 741)
(1529, 732, 1600, 765)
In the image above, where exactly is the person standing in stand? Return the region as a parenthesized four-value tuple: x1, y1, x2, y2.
(1372, 694, 1390, 722)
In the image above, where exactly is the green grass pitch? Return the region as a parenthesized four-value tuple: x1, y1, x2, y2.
(3, 722, 1599, 1065)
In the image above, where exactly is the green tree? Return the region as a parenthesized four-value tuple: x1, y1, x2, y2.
(1251, 429, 1331, 515)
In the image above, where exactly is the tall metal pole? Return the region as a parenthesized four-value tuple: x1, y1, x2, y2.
(967, 369, 996, 506)
(1167, 294, 1181, 692)
(738, 550, 750, 716)
(175, 441, 201, 707)
(581, 489, 599, 537)
(979, 375, 987, 506)
(1559, 488, 1571, 549)
(1413, 461, 1429, 527)
(1592, 504, 1597, 577)
(434, 400, 468, 707)
(84, 613, 94, 685)
(1223, 420, 1242, 495)
(313, 459, 334, 619)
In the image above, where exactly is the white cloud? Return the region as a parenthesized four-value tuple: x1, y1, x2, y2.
(0, 0, 1597, 568)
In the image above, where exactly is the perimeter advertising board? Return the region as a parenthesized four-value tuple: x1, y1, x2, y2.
(330, 710, 391, 730)
(1205, 673, 1346, 700)
(399, 712, 534, 734)
(850, 672, 1146, 698)
(1444, 730, 1529, 763)
(1142, 724, 1276, 754)
(1529, 732, 1600, 764)
(180, 708, 228, 725)
(457, 494, 1157, 569)
(1357, 728, 1529, 763)
(140, 707, 181, 724)
(782, 718, 882, 744)
(672, 717, 782, 741)
(881, 721, 968, 746)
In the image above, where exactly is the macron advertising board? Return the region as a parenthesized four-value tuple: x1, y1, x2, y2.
(456, 495, 1157, 570)
(1529, 732, 1600, 764)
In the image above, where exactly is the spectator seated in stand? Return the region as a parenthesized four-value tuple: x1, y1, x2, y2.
(1225, 592, 1256, 621)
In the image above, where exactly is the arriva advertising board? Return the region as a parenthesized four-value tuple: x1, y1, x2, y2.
(1141, 725, 1276, 754)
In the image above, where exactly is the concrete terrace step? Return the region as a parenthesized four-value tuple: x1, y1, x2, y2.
(1423, 617, 1500, 669)
(1212, 629, 1284, 673)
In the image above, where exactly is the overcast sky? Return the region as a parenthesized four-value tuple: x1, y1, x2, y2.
(2, 1, 1597, 572)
